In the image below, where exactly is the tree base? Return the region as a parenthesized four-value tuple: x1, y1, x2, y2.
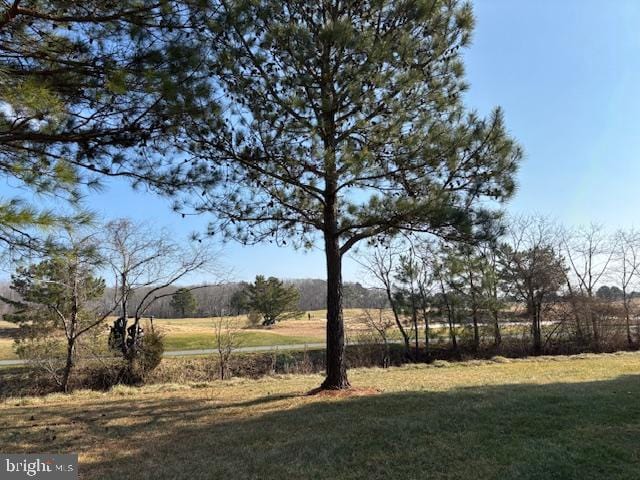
(306, 386, 380, 398)
(319, 375, 351, 391)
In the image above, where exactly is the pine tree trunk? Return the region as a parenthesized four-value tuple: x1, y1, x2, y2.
(61, 339, 75, 393)
(319, 51, 349, 389)
(387, 286, 411, 360)
(121, 273, 128, 355)
(532, 305, 542, 355)
(625, 304, 633, 347)
(472, 307, 480, 352)
(493, 310, 501, 348)
(411, 297, 419, 361)
(320, 231, 350, 390)
(422, 306, 430, 360)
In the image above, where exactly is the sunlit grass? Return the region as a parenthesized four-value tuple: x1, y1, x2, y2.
(0, 339, 17, 360)
(163, 331, 323, 350)
(2, 352, 640, 479)
(0, 310, 536, 360)
(0, 311, 332, 360)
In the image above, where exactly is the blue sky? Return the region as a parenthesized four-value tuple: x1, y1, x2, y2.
(4, 0, 640, 283)
(467, 0, 640, 227)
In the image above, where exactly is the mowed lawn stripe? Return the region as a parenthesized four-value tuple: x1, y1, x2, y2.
(163, 331, 323, 350)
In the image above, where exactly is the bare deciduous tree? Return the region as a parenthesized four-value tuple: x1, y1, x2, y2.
(500, 216, 566, 354)
(563, 224, 615, 346)
(213, 316, 241, 380)
(361, 306, 396, 368)
(355, 242, 412, 359)
(612, 229, 640, 346)
(478, 242, 504, 348)
(103, 219, 216, 360)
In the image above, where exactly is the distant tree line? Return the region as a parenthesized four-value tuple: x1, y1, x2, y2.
(114, 278, 388, 319)
(596, 286, 640, 300)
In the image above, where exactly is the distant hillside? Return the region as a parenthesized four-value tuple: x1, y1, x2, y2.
(100, 279, 387, 319)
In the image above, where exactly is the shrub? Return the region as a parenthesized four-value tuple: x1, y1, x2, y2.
(125, 329, 165, 383)
(14, 335, 66, 384)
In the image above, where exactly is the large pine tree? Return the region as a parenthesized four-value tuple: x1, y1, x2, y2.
(153, 0, 523, 389)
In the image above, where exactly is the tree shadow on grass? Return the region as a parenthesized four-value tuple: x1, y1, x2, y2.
(3, 376, 640, 480)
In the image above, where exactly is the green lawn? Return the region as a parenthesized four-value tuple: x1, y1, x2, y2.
(0, 330, 323, 361)
(163, 331, 322, 350)
(2, 352, 640, 479)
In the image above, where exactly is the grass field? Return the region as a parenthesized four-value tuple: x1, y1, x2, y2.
(163, 331, 322, 350)
(0, 319, 17, 360)
(2, 352, 640, 479)
(0, 310, 361, 360)
(0, 339, 16, 359)
(0, 309, 554, 361)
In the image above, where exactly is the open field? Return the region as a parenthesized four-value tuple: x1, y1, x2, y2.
(0, 310, 366, 360)
(0, 319, 17, 360)
(153, 308, 371, 337)
(2, 352, 640, 479)
(163, 331, 322, 350)
(0, 339, 15, 359)
(154, 310, 521, 346)
(0, 309, 562, 361)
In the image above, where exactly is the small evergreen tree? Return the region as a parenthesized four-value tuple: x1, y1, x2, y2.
(394, 248, 430, 360)
(229, 286, 250, 315)
(170, 288, 198, 317)
(4, 236, 108, 392)
(244, 276, 302, 326)
(500, 217, 567, 354)
(500, 246, 566, 354)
